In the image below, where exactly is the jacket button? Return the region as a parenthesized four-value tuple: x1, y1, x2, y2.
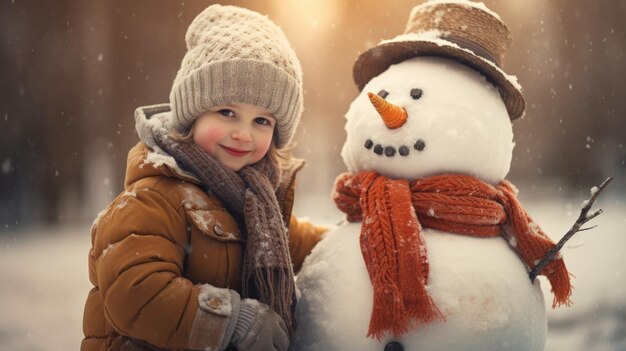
(213, 224, 224, 236)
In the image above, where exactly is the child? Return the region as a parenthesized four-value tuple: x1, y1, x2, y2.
(81, 5, 326, 351)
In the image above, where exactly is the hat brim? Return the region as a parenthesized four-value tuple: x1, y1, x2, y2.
(353, 39, 525, 120)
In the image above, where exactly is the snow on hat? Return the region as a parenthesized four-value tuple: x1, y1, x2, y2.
(353, 0, 526, 120)
(169, 4, 303, 148)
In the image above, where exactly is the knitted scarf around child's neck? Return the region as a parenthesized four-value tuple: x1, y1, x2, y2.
(333, 171, 572, 339)
(155, 134, 297, 335)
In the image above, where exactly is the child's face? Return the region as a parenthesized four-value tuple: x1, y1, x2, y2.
(193, 102, 276, 171)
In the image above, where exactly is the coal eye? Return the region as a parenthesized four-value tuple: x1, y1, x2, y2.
(377, 89, 389, 99)
(410, 88, 423, 100)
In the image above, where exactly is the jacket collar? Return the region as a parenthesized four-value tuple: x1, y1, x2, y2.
(131, 103, 305, 203)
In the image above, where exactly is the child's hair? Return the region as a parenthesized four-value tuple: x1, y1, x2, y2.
(169, 123, 294, 177)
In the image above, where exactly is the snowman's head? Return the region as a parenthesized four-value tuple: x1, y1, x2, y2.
(341, 56, 514, 185)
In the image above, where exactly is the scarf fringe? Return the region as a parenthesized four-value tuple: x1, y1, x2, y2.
(547, 267, 573, 307)
(368, 285, 408, 339)
(244, 267, 297, 336)
(367, 276, 445, 339)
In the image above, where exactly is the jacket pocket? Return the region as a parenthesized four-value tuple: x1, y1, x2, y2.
(184, 209, 244, 288)
(186, 209, 244, 243)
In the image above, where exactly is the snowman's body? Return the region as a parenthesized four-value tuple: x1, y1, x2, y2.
(292, 57, 548, 350)
(293, 224, 546, 351)
(293, 223, 546, 351)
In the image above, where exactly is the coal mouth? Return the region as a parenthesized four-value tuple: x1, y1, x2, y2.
(364, 138, 426, 157)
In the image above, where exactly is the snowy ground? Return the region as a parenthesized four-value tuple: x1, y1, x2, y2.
(0, 194, 624, 350)
(525, 195, 626, 351)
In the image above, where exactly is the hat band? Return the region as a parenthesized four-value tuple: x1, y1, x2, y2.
(441, 35, 501, 68)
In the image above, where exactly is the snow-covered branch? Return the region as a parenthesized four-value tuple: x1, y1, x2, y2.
(529, 177, 614, 282)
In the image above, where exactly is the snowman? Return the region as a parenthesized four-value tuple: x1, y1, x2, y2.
(292, 1, 572, 351)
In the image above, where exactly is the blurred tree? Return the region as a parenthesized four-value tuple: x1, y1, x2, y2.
(1, 1, 85, 224)
(1, 0, 624, 228)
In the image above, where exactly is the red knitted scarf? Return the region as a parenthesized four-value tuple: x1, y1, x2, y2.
(333, 171, 572, 339)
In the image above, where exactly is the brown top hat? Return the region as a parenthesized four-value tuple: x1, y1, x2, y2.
(353, 0, 525, 120)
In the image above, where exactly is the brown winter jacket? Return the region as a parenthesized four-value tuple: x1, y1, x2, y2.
(81, 142, 325, 351)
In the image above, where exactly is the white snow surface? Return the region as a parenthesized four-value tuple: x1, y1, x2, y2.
(341, 57, 514, 184)
(0, 224, 92, 350)
(0, 196, 624, 350)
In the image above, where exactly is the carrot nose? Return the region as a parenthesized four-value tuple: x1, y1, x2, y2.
(367, 92, 408, 129)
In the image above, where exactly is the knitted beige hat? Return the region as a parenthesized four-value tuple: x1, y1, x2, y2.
(353, 0, 525, 120)
(169, 4, 303, 148)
